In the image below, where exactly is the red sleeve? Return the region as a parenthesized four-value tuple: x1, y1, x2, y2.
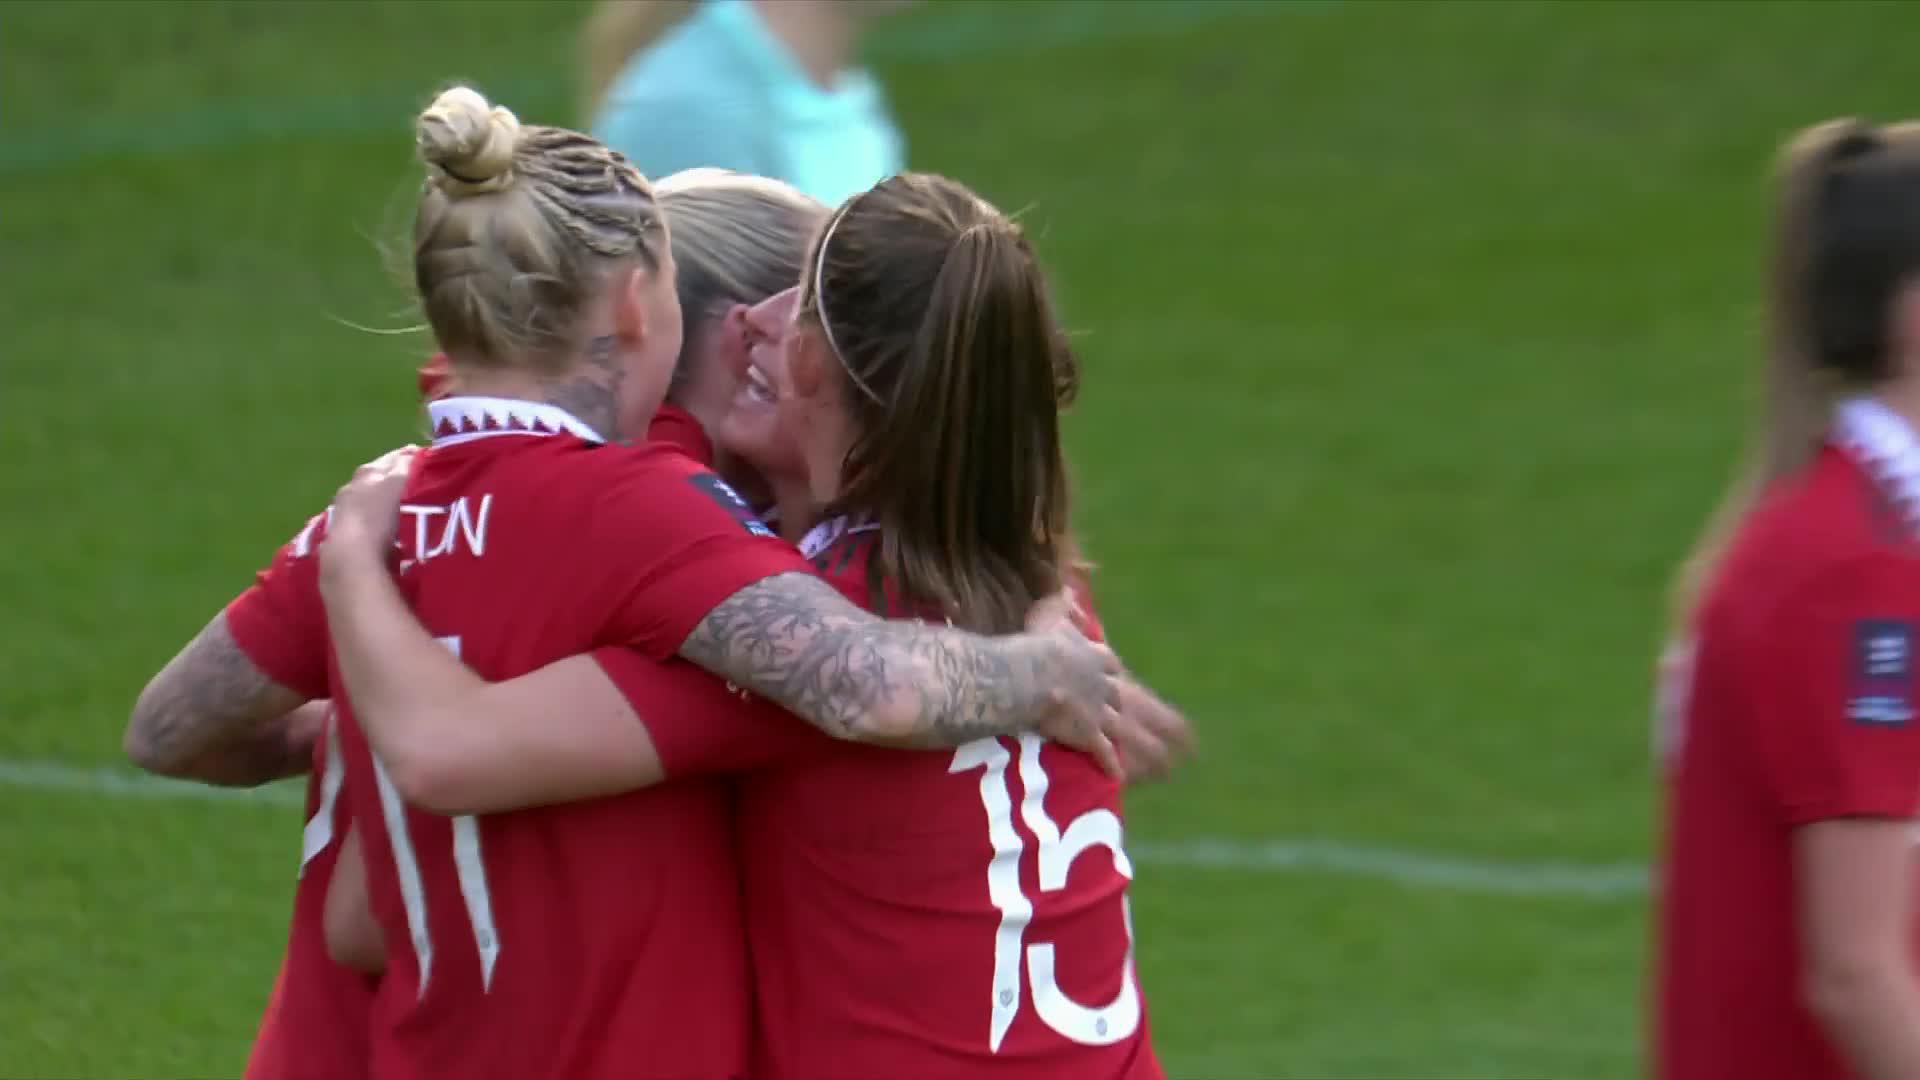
(591, 647, 823, 775)
(1754, 554, 1920, 824)
(591, 449, 817, 659)
(223, 510, 332, 701)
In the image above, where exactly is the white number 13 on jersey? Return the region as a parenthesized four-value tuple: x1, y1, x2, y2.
(951, 734, 1142, 1050)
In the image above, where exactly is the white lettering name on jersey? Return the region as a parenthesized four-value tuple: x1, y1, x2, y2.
(397, 495, 493, 573)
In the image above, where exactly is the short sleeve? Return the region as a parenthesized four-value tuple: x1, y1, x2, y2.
(591, 647, 822, 776)
(223, 510, 332, 701)
(1754, 554, 1920, 824)
(591, 449, 816, 659)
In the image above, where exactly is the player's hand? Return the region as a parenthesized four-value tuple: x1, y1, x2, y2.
(1108, 677, 1193, 785)
(279, 700, 333, 766)
(1025, 588, 1089, 635)
(320, 445, 420, 571)
(1026, 605, 1126, 780)
(1024, 591, 1189, 782)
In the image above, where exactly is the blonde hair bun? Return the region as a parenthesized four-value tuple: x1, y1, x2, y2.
(417, 86, 522, 196)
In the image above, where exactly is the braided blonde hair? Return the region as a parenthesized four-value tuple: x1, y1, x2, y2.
(654, 169, 827, 391)
(413, 86, 667, 371)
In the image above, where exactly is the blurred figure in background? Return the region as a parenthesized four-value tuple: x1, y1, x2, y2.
(583, 1, 909, 208)
(1654, 118, 1920, 1080)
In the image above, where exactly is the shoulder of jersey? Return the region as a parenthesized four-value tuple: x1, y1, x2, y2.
(525, 437, 701, 476)
(1753, 453, 1906, 562)
(443, 440, 689, 524)
(1728, 464, 1920, 611)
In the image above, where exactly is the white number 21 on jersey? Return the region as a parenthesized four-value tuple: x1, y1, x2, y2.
(951, 733, 1142, 1051)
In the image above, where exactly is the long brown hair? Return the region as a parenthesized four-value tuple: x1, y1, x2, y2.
(1668, 118, 1920, 633)
(801, 173, 1081, 634)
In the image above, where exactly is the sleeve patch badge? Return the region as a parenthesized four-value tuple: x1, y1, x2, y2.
(1848, 618, 1914, 727)
(688, 472, 775, 538)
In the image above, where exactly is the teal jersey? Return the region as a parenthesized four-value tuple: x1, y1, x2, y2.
(593, 0, 906, 208)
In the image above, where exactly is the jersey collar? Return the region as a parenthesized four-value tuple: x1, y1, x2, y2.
(797, 515, 880, 559)
(427, 396, 605, 447)
(1835, 396, 1920, 536)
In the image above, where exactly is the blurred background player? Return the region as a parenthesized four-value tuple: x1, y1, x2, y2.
(1653, 119, 1920, 1080)
(583, 0, 909, 207)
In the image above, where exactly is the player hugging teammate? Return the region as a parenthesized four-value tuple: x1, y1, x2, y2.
(127, 85, 1189, 1080)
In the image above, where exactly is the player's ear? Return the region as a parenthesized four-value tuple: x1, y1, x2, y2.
(790, 324, 828, 400)
(611, 265, 648, 345)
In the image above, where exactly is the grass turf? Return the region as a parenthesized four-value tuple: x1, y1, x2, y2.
(8, 0, 1918, 1074)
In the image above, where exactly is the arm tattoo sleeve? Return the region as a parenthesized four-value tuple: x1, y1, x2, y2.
(125, 613, 307, 779)
(677, 572, 1058, 747)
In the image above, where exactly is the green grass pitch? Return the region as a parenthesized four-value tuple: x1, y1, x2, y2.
(6, 1, 1919, 1075)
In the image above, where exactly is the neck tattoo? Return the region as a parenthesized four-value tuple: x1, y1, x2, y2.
(545, 334, 624, 441)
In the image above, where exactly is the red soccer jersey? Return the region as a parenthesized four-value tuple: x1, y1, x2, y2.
(1655, 444, 1920, 1080)
(598, 517, 1161, 1079)
(227, 544, 377, 1080)
(236, 396, 812, 1080)
(646, 402, 714, 462)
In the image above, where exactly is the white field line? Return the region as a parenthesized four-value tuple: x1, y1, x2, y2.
(0, 758, 1649, 900)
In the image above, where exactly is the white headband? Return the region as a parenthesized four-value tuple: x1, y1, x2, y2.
(812, 202, 884, 405)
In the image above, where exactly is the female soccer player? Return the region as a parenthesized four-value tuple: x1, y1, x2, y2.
(646, 167, 830, 488)
(319, 171, 1178, 1076)
(1655, 119, 1920, 1080)
(125, 86, 1125, 1080)
(140, 167, 835, 1080)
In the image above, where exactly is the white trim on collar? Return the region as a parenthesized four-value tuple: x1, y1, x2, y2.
(1835, 397, 1920, 536)
(427, 396, 604, 447)
(798, 515, 880, 559)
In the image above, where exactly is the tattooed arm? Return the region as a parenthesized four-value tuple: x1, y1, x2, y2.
(678, 572, 1123, 770)
(124, 614, 316, 787)
(317, 447, 1128, 776)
